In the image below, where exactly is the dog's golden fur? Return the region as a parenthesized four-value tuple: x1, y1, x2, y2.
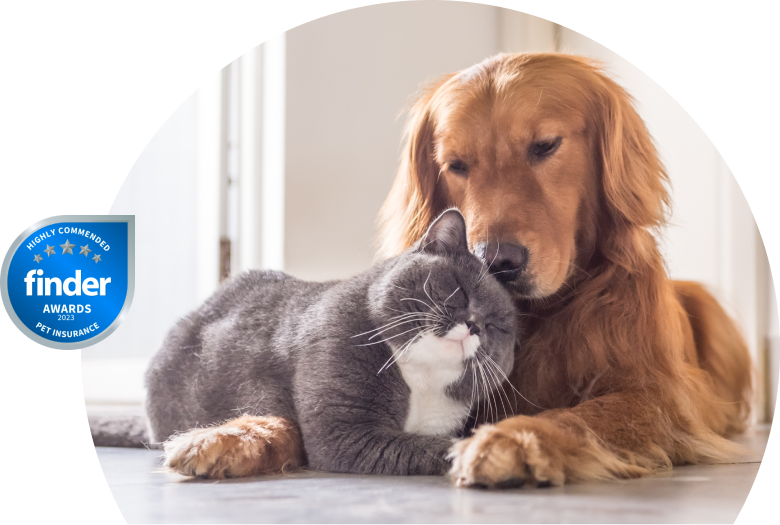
(163, 416, 305, 479)
(379, 53, 753, 487)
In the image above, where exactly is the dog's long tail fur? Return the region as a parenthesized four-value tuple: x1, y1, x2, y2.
(674, 280, 753, 435)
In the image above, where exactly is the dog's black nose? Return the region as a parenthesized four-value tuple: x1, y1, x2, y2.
(483, 242, 529, 282)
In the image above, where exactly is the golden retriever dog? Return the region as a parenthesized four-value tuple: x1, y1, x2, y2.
(378, 52, 753, 487)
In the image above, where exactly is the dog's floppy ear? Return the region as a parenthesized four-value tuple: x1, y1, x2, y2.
(597, 75, 670, 229)
(377, 74, 456, 259)
(419, 208, 469, 256)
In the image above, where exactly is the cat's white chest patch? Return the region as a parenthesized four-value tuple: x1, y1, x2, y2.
(394, 324, 479, 436)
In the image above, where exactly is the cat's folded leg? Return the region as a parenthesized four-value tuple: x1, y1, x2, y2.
(306, 426, 456, 476)
(162, 415, 305, 479)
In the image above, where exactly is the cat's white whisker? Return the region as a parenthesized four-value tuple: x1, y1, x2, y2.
(351, 314, 429, 339)
(481, 269, 517, 281)
(398, 297, 446, 318)
(354, 326, 429, 347)
(471, 360, 481, 423)
(386, 306, 447, 326)
(386, 312, 429, 321)
(480, 351, 512, 419)
(398, 327, 433, 360)
(393, 328, 427, 362)
(482, 359, 502, 421)
(482, 351, 545, 410)
(480, 351, 512, 403)
(442, 287, 461, 310)
(475, 357, 493, 423)
(484, 363, 500, 422)
(378, 327, 432, 374)
(391, 309, 443, 319)
(423, 270, 447, 317)
(367, 320, 429, 341)
(477, 238, 502, 284)
(399, 297, 435, 310)
(475, 228, 490, 282)
(398, 327, 438, 364)
(386, 325, 431, 363)
(478, 353, 500, 406)
(387, 283, 411, 292)
(360, 316, 437, 340)
(378, 341, 413, 374)
(491, 369, 515, 418)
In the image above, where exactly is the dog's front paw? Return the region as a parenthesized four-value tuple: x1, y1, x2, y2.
(162, 415, 304, 479)
(449, 424, 564, 488)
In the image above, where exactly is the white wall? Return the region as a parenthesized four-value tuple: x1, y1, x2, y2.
(284, 2, 501, 281)
(82, 75, 231, 404)
(82, 93, 200, 362)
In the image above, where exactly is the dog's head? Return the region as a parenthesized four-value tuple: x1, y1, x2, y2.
(380, 53, 670, 300)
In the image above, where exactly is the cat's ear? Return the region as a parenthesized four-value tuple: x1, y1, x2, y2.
(420, 208, 469, 256)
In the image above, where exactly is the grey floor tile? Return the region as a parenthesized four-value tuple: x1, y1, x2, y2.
(96, 426, 769, 524)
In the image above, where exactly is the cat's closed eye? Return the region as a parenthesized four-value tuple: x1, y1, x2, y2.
(486, 322, 508, 334)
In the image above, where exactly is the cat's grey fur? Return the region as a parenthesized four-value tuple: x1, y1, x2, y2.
(145, 209, 517, 476)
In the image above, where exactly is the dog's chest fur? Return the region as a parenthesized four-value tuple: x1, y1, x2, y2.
(395, 329, 476, 436)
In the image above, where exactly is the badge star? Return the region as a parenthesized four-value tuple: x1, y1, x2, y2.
(79, 244, 92, 257)
(60, 239, 75, 254)
(44, 244, 55, 256)
(33, 254, 42, 263)
(92, 254, 102, 263)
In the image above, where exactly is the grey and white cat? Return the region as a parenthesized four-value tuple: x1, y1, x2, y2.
(145, 209, 517, 476)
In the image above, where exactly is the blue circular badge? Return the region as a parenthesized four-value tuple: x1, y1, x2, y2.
(1, 215, 135, 349)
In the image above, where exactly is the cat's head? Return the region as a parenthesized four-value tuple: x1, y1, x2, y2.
(366, 208, 517, 404)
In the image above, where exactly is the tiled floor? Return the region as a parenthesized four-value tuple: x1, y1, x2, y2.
(95, 426, 769, 523)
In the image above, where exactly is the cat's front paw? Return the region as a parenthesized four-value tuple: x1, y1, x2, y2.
(162, 415, 304, 479)
(448, 422, 564, 488)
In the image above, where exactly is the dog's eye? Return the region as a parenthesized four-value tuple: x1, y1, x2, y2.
(530, 137, 562, 159)
(447, 160, 469, 177)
